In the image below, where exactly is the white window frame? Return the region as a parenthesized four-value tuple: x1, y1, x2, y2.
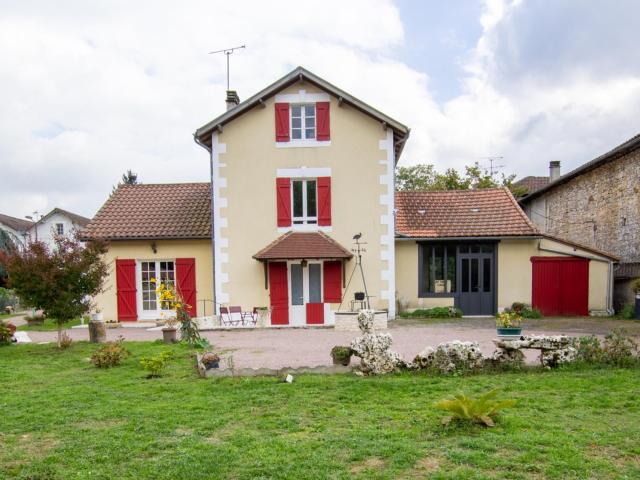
(55, 223, 64, 235)
(291, 178, 318, 225)
(290, 104, 316, 141)
(136, 259, 177, 320)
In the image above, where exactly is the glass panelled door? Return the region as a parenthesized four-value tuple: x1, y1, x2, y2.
(457, 245, 495, 315)
(288, 261, 324, 325)
(139, 260, 175, 319)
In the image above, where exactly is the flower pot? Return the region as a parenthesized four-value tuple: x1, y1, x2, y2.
(332, 355, 351, 366)
(162, 328, 177, 344)
(26, 317, 44, 326)
(91, 313, 104, 322)
(497, 327, 522, 336)
(204, 360, 219, 369)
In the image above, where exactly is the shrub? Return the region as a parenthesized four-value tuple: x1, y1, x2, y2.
(59, 332, 73, 349)
(434, 388, 516, 427)
(603, 328, 639, 367)
(0, 320, 16, 344)
(140, 351, 174, 378)
(521, 308, 542, 319)
(506, 302, 542, 319)
(576, 335, 604, 363)
(90, 337, 129, 368)
(631, 278, 640, 294)
(402, 307, 463, 319)
(617, 304, 635, 320)
(330, 346, 353, 361)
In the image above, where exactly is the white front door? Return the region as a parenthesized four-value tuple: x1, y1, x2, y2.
(288, 261, 323, 326)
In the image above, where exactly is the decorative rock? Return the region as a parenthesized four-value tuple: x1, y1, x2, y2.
(413, 341, 484, 374)
(349, 309, 404, 375)
(492, 335, 579, 369)
(491, 347, 525, 367)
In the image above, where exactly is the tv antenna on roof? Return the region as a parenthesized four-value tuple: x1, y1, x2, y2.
(481, 156, 505, 176)
(208, 44, 246, 90)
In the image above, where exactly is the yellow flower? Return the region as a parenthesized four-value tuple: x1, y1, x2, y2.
(150, 278, 157, 284)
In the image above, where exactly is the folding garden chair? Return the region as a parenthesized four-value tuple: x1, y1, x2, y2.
(220, 306, 242, 327)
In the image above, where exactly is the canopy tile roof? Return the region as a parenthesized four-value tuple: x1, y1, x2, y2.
(253, 232, 353, 261)
(81, 183, 211, 240)
(395, 188, 539, 239)
(513, 176, 549, 197)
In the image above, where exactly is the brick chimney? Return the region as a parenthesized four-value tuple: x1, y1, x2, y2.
(226, 90, 240, 111)
(549, 161, 561, 182)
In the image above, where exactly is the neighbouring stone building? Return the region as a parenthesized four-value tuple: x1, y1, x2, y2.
(519, 133, 640, 310)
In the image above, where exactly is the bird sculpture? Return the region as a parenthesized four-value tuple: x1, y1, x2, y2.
(353, 232, 362, 240)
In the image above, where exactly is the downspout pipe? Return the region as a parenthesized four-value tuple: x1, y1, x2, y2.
(194, 134, 216, 317)
(537, 241, 615, 315)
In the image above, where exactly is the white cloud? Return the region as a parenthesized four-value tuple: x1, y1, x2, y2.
(0, 0, 639, 220)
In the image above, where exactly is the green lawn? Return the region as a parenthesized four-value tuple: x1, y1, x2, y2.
(1, 342, 639, 479)
(16, 317, 82, 331)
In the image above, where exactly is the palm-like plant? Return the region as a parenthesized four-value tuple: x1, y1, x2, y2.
(434, 389, 516, 427)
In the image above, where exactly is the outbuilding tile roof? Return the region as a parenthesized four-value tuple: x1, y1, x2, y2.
(0, 213, 33, 232)
(395, 188, 539, 238)
(253, 232, 353, 260)
(81, 183, 211, 240)
(513, 176, 549, 196)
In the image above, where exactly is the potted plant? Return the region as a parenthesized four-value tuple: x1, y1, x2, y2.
(255, 306, 270, 327)
(496, 311, 522, 337)
(25, 309, 44, 326)
(91, 308, 104, 322)
(201, 351, 220, 369)
(330, 346, 353, 366)
(162, 317, 178, 344)
(632, 278, 640, 320)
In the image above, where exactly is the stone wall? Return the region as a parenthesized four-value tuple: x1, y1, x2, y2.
(541, 148, 640, 265)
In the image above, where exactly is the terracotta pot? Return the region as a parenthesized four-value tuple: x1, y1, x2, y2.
(162, 328, 177, 344)
(332, 355, 351, 366)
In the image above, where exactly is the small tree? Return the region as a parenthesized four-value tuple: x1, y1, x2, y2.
(112, 169, 139, 194)
(5, 235, 108, 347)
(0, 229, 17, 287)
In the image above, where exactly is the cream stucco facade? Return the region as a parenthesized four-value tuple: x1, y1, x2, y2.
(395, 237, 613, 315)
(94, 240, 213, 322)
(211, 83, 396, 319)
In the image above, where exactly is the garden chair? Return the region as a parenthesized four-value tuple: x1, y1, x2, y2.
(228, 306, 247, 326)
(220, 306, 242, 327)
(241, 308, 258, 327)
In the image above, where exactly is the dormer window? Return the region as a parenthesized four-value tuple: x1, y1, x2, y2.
(292, 179, 317, 224)
(291, 104, 316, 140)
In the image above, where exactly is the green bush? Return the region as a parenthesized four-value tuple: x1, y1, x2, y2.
(330, 346, 353, 361)
(401, 307, 463, 319)
(434, 388, 517, 427)
(576, 329, 639, 367)
(617, 304, 635, 320)
(521, 307, 542, 319)
(90, 338, 130, 368)
(140, 351, 174, 378)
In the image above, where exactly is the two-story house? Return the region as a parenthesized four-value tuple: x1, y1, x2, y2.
(83, 67, 617, 323)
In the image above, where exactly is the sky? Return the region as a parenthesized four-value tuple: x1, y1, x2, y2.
(1, 0, 639, 218)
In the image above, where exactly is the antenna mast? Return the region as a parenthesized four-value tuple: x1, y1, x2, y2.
(482, 156, 505, 176)
(208, 44, 246, 90)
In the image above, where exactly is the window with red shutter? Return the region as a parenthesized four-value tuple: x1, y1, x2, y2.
(276, 177, 292, 227)
(316, 101, 330, 141)
(275, 103, 290, 142)
(317, 176, 331, 226)
(323, 261, 342, 303)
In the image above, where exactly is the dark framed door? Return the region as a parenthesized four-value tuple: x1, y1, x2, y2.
(456, 245, 495, 315)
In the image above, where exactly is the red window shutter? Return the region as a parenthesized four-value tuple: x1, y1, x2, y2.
(269, 262, 289, 324)
(275, 103, 290, 142)
(276, 177, 292, 227)
(317, 176, 331, 226)
(323, 260, 342, 303)
(115, 259, 137, 321)
(176, 258, 197, 317)
(316, 101, 330, 140)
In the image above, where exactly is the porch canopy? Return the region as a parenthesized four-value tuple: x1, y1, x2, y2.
(253, 231, 353, 261)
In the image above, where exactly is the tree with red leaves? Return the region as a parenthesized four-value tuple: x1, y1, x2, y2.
(3, 236, 108, 347)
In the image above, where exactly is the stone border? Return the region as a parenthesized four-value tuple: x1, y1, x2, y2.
(195, 353, 352, 378)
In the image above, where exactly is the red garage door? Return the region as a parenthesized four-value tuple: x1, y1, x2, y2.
(531, 257, 589, 316)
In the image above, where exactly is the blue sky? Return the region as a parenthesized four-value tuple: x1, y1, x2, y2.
(1, 0, 639, 217)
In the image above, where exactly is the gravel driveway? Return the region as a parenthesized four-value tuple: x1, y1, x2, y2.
(11, 316, 640, 369)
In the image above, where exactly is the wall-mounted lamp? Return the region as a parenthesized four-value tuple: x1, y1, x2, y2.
(151, 241, 157, 254)
(300, 259, 308, 268)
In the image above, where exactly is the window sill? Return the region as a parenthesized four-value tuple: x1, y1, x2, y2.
(278, 224, 332, 234)
(276, 139, 331, 149)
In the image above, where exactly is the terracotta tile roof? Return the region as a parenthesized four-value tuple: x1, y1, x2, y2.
(513, 176, 549, 196)
(81, 183, 211, 240)
(253, 232, 353, 260)
(395, 188, 539, 239)
(0, 213, 33, 232)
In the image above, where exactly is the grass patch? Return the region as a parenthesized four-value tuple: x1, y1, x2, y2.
(16, 317, 82, 331)
(1, 342, 640, 479)
(0, 312, 18, 320)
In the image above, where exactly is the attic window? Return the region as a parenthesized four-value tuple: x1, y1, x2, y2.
(291, 104, 316, 140)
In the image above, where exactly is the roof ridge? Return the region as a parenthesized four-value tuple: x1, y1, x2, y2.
(502, 186, 539, 234)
